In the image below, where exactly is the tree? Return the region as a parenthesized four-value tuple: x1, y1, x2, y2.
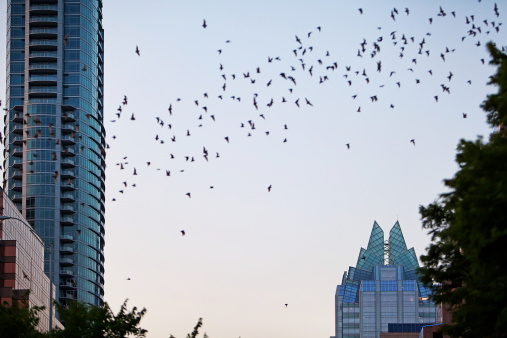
(50, 299, 147, 338)
(418, 42, 507, 338)
(0, 295, 148, 337)
(168, 318, 209, 338)
(0, 295, 46, 338)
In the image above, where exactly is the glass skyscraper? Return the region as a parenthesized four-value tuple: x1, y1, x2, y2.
(331, 221, 439, 338)
(4, 0, 105, 308)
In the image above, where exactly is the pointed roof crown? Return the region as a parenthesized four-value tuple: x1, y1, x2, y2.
(355, 221, 419, 272)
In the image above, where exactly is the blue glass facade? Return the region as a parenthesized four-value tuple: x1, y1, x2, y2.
(4, 0, 105, 308)
(332, 222, 439, 338)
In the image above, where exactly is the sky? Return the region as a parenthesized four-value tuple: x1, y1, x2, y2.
(1, 0, 506, 337)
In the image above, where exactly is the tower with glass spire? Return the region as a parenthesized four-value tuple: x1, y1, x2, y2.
(4, 0, 105, 308)
(331, 221, 439, 338)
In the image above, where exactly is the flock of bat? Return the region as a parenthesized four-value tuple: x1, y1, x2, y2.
(0, 2, 500, 319)
(0, 3, 502, 252)
(107, 3, 504, 234)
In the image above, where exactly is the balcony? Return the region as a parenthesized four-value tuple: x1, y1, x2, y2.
(12, 124, 24, 134)
(29, 27, 58, 33)
(29, 74, 57, 81)
(62, 105, 77, 113)
(11, 169, 23, 180)
(11, 158, 23, 169)
(29, 62, 57, 71)
(60, 258, 74, 266)
(61, 124, 75, 133)
(12, 147, 23, 157)
(61, 170, 75, 179)
(11, 181, 23, 191)
(29, 39, 58, 47)
(60, 245, 74, 254)
(60, 193, 75, 202)
(11, 192, 23, 203)
(29, 16, 58, 27)
(61, 182, 75, 191)
(29, 86, 57, 93)
(62, 112, 76, 122)
(29, 92, 57, 99)
(29, 43, 58, 53)
(60, 216, 75, 226)
(61, 158, 75, 168)
(29, 98, 56, 104)
(60, 204, 75, 214)
(28, 85, 57, 98)
(59, 270, 74, 277)
(29, 28, 58, 38)
(59, 292, 76, 300)
(60, 246, 74, 254)
(30, 5, 58, 13)
(29, 51, 57, 61)
(60, 235, 75, 243)
(12, 113, 24, 123)
(60, 281, 77, 289)
(61, 135, 76, 145)
(61, 147, 76, 157)
(30, 16, 58, 22)
(29, 74, 57, 85)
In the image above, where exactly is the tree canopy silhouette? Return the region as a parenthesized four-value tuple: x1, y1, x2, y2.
(51, 299, 147, 338)
(419, 42, 507, 338)
(0, 295, 45, 338)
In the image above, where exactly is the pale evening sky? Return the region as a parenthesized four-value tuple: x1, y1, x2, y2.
(1, 1, 505, 337)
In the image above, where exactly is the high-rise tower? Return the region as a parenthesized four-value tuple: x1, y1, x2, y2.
(331, 221, 439, 338)
(4, 0, 105, 308)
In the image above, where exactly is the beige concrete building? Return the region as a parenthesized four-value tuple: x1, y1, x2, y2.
(0, 190, 62, 332)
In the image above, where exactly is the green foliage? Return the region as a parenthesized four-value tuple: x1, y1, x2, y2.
(419, 42, 507, 338)
(50, 299, 147, 338)
(169, 318, 208, 338)
(481, 43, 507, 127)
(0, 296, 148, 337)
(0, 295, 45, 338)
